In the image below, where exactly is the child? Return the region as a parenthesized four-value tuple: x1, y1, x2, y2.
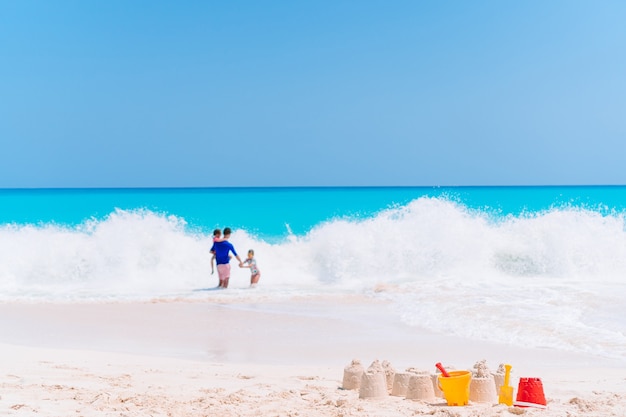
(240, 249, 261, 287)
(210, 229, 224, 275)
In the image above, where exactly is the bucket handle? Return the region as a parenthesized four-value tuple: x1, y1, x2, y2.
(436, 374, 445, 392)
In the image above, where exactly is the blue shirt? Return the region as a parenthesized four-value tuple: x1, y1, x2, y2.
(211, 240, 238, 265)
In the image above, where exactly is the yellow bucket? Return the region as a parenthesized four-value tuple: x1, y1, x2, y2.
(438, 370, 471, 406)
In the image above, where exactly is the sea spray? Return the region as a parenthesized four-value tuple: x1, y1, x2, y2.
(2, 188, 626, 360)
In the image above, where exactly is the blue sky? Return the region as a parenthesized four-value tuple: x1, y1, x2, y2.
(1, 1, 625, 187)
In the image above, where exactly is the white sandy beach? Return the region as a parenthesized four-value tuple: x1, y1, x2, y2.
(1, 298, 625, 416)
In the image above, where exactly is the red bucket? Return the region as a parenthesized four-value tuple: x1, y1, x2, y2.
(514, 377, 547, 408)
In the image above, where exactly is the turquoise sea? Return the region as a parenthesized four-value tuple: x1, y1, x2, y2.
(1, 186, 626, 360)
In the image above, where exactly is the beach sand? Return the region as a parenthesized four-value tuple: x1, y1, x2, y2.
(1, 298, 625, 416)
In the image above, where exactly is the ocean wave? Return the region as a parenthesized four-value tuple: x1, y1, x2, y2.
(2, 198, 626, 359)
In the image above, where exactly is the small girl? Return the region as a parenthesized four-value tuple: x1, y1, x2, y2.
(241, 249, 261, 287)
(210, 229, 224, 275)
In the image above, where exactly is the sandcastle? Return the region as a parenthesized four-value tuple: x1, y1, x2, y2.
(342, 359, 364, 390)
(469, 360, 497, 403)
(382, 360, 396, 393)
(391, 368, 426, 397)
(358, 360, 389, 399)
(406, 372, 436, 402)
(493, 363, 506, 393)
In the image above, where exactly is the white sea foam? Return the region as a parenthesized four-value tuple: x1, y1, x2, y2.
(2, 198, 626, 359)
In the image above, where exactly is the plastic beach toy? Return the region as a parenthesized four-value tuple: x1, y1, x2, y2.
(498, 364, 514, 406)
(437, 370, 472, 406)
(514, 377, 547, 408)
(435, 362, 450, 377)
